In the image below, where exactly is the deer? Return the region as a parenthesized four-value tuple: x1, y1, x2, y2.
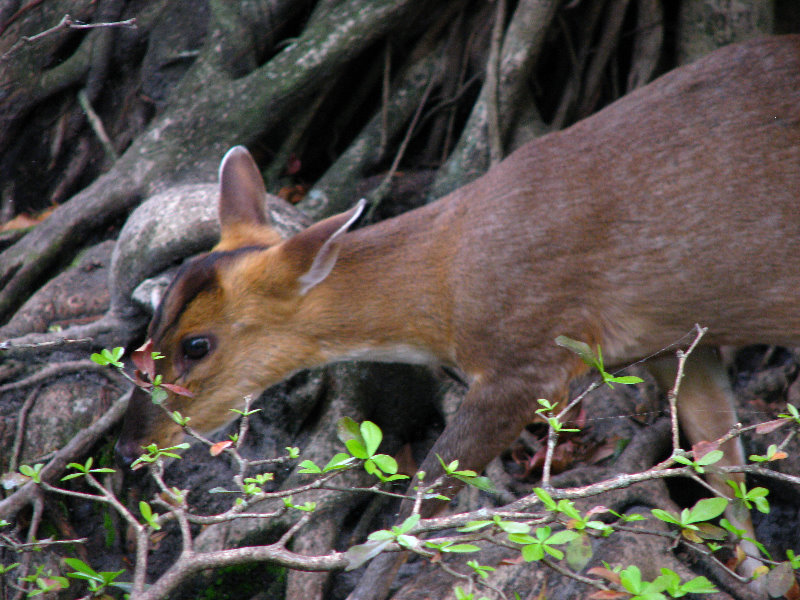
(115, 35, 799, 598)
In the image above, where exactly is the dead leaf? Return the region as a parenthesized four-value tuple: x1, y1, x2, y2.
(695, 522, 726, 540)
(755, 419, 790, 435)
(587, 566, 622, 585)
(499, 554, 526, 566)
(0, 208, 52, 231)
(585, 505, 612, 518)
(692, 440, 719, 460)
(132, 340, 157, 379)
(210, 440, 234, 456)
(681, 528, 703, 544)
(588, 591, 629, 600)
(278, 184, 308, 204)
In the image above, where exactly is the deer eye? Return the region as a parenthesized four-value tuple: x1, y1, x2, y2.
(181, 336, 213, 360)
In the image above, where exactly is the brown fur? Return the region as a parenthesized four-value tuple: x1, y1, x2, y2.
(117, 37, 800, 591)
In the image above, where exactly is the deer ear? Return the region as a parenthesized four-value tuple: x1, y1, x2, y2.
(216, 147, 284, 249)
(219, 146, 268, 227)
(282, 199, 366, 295)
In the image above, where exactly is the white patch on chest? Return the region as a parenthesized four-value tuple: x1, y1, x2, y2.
(336, 344, 439, 367)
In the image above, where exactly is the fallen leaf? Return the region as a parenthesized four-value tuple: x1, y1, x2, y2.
(755, 419, 790, 435)
(210, 440, 234, 456)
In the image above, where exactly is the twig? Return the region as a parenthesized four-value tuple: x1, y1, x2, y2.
(485, 0, 506, 166)
(77, 89, 118, 161)
(541, 380, 600, 487)
(10, 490, 45, 600)
(380, 40, 391, 156)
(9, 384, 41, 474)
(666, 325, 706, 453)
(0, 337, 93, 359)
(276, 511, 314, 548)
(2, 14, 137, 61)
(0, 359, 125, 394)
(0, 388, 130, 520)
(365, 71, 437, 221)
(543, 556, 610, 591)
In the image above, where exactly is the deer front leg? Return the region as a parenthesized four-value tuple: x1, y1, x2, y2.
(345, 378, 538, 600)
(647, 346, 763, 584)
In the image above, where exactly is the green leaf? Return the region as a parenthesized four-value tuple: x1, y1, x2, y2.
(548, 530, 580, 544)
(534, 487, 558, 510)
(496, 520, 531, 534)
(171, 411, 189, 425)
(457, 474, 496, 493)
(396, 514, 420, 534)
(651, 569, 680, 595)
(369, 453, 398, 474)
(344, 538, 393, 570)
(442, 543, 481, 553)
(380, 473, 409, 482)
(297, 460, 322, 474)
(556, 499, 581, 520)
(322, 453, 354, 471)
(555, 336, 598, 368)
(139, 501, 161, 530)
(337, 417, 362, 445)
(620, 565, 643, 593)
(696, 450, 724, 466)
(508, 533, 537, 545)
(345, 438, 368, 460)
(360, 421, 382, 456)
(19, 463, 43, 484)
(543, 545, 565, 560)
(687, 497, 728, 523)
(521, 544, 544, 562)
(396, 534, 419, 549)
(90, 347, 125, 367)
(607, 375, 644, 385)
(680, 575, 718, 594)
(566, 534, 593, 571)
(63, 558, 97, 577)
(458, 520, 493, 533)
(753, 496, 770, 514)
(150, 386, 168, 404)
(651, 508, 682, 526)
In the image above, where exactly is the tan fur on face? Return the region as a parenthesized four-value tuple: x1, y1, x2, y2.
(149, 246, 326, 438)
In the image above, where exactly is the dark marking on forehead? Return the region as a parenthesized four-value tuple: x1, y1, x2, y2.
(148, 246, 266, 344)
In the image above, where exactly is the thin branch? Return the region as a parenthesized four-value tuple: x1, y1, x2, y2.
(666, 325, 707, 453)
(0, 337, 93, 359)
(365, 71, 437, 221)
(9, 384, 41, 473)
(380, 40, 391, 156)
(485, 0, 506, 165)
(2, 14, 137, 61)
(77, 89, 118, 162)
(0, 359, 125, 394)
(0, 388, 130, 520)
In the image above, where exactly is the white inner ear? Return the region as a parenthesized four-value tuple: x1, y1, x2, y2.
(298, 199, 366, 295)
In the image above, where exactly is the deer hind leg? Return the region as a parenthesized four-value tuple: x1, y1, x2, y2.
(647, 346, 764, 582)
